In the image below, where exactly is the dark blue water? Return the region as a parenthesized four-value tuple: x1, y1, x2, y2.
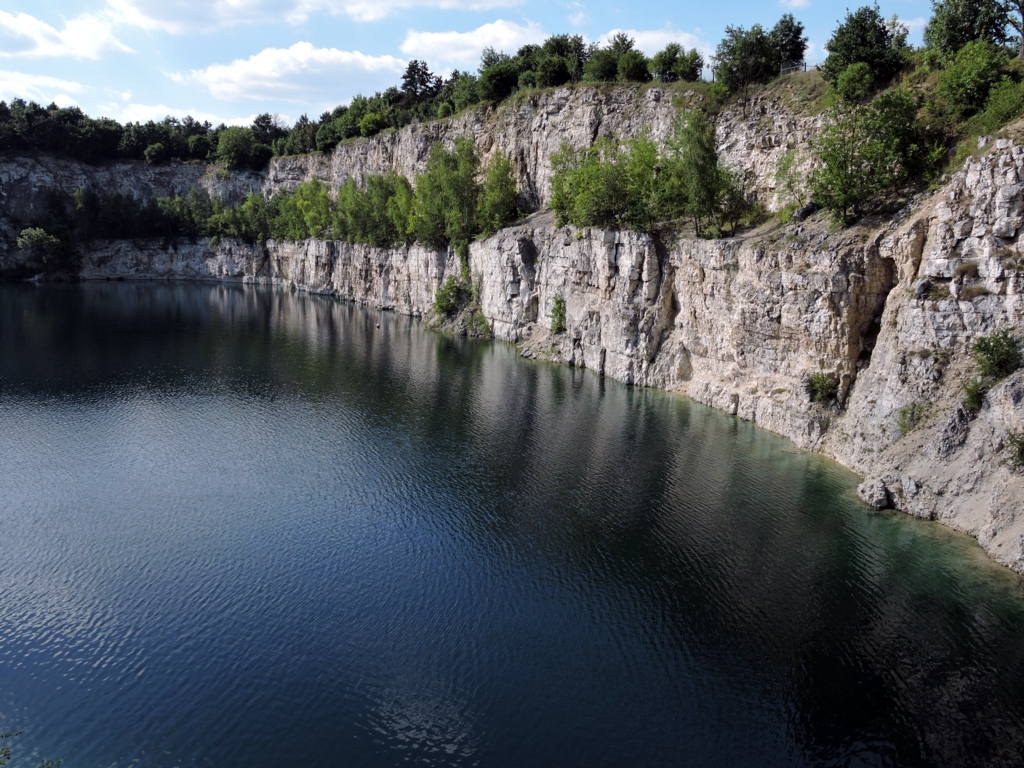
(2, 283, 1024, 768)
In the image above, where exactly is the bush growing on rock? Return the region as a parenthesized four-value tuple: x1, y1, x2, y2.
(938, 40, 1008, 116)
(972, 329, 1022, 378)
(820, 5, 910, 87)
(806, 372, 839, 403)
(550, 293, 567, 333)
(16, 227, 61, 263)
(478, 152, 521, 237)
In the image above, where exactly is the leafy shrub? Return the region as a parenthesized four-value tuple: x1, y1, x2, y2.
(478, 151, 520, 236)
(820, 5, 909, 87)
(963, 377, 992, 412)
(617, 50, 652, 83)
(478, 61, 520, 102)
(16, 227, 61, 263)
(550, 292, 567, 333)
(924, 0, 1009, 60)
(359, 112, 387, 137)
(972, 329, 1022, 379)
(437, 102, 452, 119)
(811, 87, 923, 222)
(216, 127, 264, 170)
(806, 372, 838, 403)
(411, 138, 480, 253)
(967, 78, 1024, 134)
(1005, 431, 1024, 472)
(937, 40, 1007, 116)
(434, 275, 464, 316)
(897, 402, 927, 434)
(537, 55, 572, 87)
(649, 43, 703, 82)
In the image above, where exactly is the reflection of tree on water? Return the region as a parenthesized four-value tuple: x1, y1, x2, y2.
(3, 282, 1024, 767)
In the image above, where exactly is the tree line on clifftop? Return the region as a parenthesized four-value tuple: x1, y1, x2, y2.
(13, 0, 1024, 268)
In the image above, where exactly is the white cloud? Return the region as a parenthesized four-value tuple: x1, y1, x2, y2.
(0, 70, 83, 105)
(778, 0, 810, 9)
(401, 19, 545, 67)
(106, 0, 520, 31)
(596, 27, 711, 58)
(172, 42, 405, 105)
(903, 16, 927, 34)
(95, 102, 273, 126)
(0, 11, 132, 59)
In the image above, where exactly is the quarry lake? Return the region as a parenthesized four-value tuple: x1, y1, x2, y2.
(3, 282, 1024, 768)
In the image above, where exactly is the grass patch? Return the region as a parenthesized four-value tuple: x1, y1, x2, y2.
(954, 260, 979, 279)
(897, 402, 928, 435)
(963, 377, 992, 413)
(959, 284, 992, 300)
(806, 372, 838, 403)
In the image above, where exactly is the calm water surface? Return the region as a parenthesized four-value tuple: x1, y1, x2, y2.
(2, 283, 1024, 768)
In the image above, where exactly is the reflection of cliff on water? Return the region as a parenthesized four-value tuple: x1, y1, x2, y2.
(3, 282, 1024, 766)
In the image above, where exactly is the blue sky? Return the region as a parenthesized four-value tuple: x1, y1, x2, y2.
(1, 0, 932, 127)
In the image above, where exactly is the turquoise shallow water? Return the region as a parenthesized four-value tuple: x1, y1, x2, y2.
(1, 282, 1024, 768)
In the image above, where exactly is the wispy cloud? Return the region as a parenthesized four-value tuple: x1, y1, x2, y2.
(106, 0, 521, 31)
(401, 19, 545, 67)
(0, 11, 132, 59)
(0, 70, 83, 105)
(172, 42, 405, 105)
(778, 0, 810, 9)
(96, 101, 271, 126)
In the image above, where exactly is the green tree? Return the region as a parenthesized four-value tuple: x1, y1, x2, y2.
(617, 50, 652, 82)
(478, 152, 520, 236)
(537, 55, 573, 87)
(216, 127, 255, 169)
(938, 40, 1008, 114)
(770, 14, 809, 63)
(16, 227, 61, 262)
(673, 110, 724, 234)
(411, 138, 481, 256)
(541, 34, 590, 81)
(820, 5, 910, 86)
(924, 0, 1009, 59)
(811, 87, 921, 221)
(650, 43, 704, 82)
(451, 73, 480, 112)
(714, 24, 779, 98)
(478, 60, 520, 102)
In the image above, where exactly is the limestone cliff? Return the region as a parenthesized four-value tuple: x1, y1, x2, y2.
(3, 84, 1023, 573)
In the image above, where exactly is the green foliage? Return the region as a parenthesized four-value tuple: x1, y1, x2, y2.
(359, 112, 387, 137)
(550, 292, 567, 333)
(835, 62, 875, 103)
(972, 328, 1022, 378)
(478, 151, 520, 236)
(897, 402, 928, 434)
(334, 172, 414, 247)
(273, 180, 332, 240)
(434, 275, 464, 316)
(820, 5, 910, 87)
(770, 13, 809, 63)
(16, 227, 61, 263)
(811, 87, 923, 221)
(938, 40, 1008, 115)
(217, 127, 257, 169)
(649, 43, 704, 82)
(774, 148, 806, 207)
(411, 138, 481, 252)
(963, 376, 992, 412)
(671, 109, 734, 234)
(955, 260, 980, 278)
(1004, 431, 1024, 471)
(806, 372, 839, 403)
(924, 0, 1009, 60)
(537, 55, 573, 87)
(451, 73, 480, 112)
(478, 60, 521, 102)
(714, 24, 779, 95)
(617, 50, 652, 82)
(965, 77, 1024, 133)
(550, 136, 660, 230)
